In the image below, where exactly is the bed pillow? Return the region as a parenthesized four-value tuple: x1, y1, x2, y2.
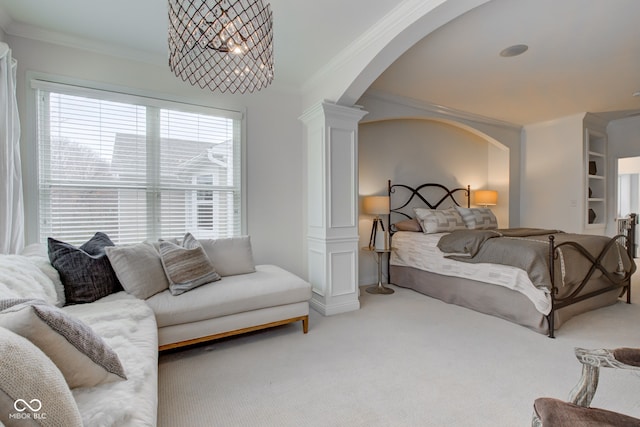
(455, 206, 498, 230)
(0, 326, 84, 426)
(158, 240, 221, 296)
(413, 208, 466, 234)
(0, 299, 127, 389)
(105, 242, 170, 299)
(48, 232, 122, 305)
(393, 218, 423, 232)
(186, 234, 256, 277)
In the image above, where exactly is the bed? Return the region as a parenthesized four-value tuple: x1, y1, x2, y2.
(387, 180, 637, 337)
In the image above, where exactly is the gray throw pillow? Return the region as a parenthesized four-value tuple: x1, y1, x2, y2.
(185, 233, 256, 277)
(48, 232, 122, 305)
(0, 299, 127, 389)
(105, 242, 170, 299)
(158, 240, 221, 296)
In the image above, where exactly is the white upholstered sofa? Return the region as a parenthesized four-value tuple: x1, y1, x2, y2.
(0, 234, 311, 426)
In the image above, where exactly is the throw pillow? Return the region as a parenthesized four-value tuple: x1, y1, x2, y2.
(158, 240, 221, 296)
(413, 208, 467, 234)
(186, 233, 256, 277)
(0, 299, 127, 389)
(105, 242, 170, 299)
(48, 232, 122, 305)
(0, 326, 83, 427)
(454, 206, 498, 230)
(393, 218, 423, 232)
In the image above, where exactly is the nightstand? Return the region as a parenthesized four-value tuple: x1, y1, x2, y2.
(362, 247, 394, 295)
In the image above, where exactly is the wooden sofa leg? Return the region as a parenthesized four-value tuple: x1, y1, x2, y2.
(302, 315, 309, 333)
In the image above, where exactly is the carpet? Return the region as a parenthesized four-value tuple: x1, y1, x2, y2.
(158, 278, 640, 426)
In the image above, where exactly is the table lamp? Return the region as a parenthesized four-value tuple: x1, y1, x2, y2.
(474, 190, 498, 208)
(363, 196, 390, 250)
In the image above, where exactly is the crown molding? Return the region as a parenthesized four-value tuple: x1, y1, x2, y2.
(5, 20, 166, 66)
(361, 89, 522, 131)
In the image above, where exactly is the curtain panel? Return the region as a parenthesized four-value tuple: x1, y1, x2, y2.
(0, 42, 24, 254)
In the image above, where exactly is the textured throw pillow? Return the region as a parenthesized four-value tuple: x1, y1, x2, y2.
(455, 206, 498, 230)
(413, 208, 467, 234)
(186, 233, 256, 277)
(0, 299, 127, 389)
(0, 326, 83, 427)
(158, 240, 221, 296)
(105, 242, 170, 299)
(48, 232, 122, 305)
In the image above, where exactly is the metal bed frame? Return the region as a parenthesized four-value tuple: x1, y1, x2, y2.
(388, 179, 638, 338)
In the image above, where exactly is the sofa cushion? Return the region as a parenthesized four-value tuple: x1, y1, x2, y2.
(0, 254, 60, 305)
(0, 299, 126, 389)
(105, 242, 170, 299)
(0, 326, 83, 427)
(146, 264, 311, 328)
(190, 234, 256, 277)
(48, 232, 122, 304)
(158, 240, 221, 296)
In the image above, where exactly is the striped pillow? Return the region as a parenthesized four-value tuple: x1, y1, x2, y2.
(413, 208, 466, 234)
(455, 206, 498, 230)
(158, 241, 221, 296)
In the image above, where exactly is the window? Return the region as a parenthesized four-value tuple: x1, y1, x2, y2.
(33, 80, 244, 245)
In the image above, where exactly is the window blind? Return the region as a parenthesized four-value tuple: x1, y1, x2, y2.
(34, 80, 243, 245)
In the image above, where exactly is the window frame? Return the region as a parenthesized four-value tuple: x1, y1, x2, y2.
(23, 74, 247, 245)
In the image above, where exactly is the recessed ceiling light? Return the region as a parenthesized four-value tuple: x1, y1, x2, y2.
(633, 91, 640, 97)
(500, 44, 529, 58)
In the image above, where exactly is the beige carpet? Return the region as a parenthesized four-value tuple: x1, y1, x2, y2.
(158, 277, 640, 426)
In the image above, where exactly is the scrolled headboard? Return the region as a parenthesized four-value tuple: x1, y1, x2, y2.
(388, 179, 470, 228)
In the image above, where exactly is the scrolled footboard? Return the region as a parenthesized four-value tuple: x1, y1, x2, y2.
(546, 213, 637, 338)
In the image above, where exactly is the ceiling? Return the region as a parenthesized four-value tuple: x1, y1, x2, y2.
(1, 0, 639, 126)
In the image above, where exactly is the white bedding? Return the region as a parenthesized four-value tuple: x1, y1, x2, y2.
(390, 231, 551, 315)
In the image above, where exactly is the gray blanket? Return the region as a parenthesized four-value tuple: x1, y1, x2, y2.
(437, 228, 631, 291)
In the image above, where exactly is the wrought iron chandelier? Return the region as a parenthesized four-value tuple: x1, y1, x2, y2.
(168, 0, 274, 94)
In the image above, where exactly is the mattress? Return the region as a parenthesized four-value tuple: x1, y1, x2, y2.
(390, 231, 551, 315)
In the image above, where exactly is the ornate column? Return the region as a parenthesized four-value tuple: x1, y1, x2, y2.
(300, 102, 367, 315)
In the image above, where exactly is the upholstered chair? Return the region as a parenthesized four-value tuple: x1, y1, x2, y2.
(532, 347, 640, 426)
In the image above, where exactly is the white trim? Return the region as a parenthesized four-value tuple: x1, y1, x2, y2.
(5, 21, 166, 66)
(360, 89, 522, 131)
(30, 78, 243, 121)
(302, 0, 447, 93)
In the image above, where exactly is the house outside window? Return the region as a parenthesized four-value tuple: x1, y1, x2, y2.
(33, 80, 244, 245)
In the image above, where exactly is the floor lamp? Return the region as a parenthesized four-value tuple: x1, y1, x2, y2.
(363, 196, 390, 250)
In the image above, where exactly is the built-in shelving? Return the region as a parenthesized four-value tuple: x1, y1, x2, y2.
(585, 128, 607, 230)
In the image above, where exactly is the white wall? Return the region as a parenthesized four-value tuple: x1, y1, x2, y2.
(521, 114, 584, 232)
(358, 118, 492, 285)
(7, 35, 307, 278)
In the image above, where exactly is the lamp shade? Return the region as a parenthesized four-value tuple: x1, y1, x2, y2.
(474, 190, 498, 206)
(363, 196, 390, 215)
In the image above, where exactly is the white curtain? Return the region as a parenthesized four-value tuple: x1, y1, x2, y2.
(0, 42, 24, 254)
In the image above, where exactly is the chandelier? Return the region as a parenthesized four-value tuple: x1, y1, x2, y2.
(168, 0, 274, 94)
